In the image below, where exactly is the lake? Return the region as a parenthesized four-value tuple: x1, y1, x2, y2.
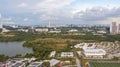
(0, 42, 33, 57)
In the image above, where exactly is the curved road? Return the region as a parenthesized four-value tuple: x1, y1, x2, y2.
(74, 51, 82, 67)
(75, 57, 82, 67)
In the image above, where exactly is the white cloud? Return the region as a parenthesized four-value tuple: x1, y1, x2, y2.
(18, 3, 28, 8)
(34, 0, 75, 21)
(33, 12, 37, 15)
(74, 7, 120, 20)
(72, 2, 120, 15)
(23, 18, 29, 22)
(3, 17, 12, 21)
(36, 0, 75, 10)
(1, 22, 16, 24)
(99, 17, 120, 24)
(6, 0, 120, 24)
(40, 14, 59, 21)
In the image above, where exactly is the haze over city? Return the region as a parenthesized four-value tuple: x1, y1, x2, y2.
(1, 0, 120, 25)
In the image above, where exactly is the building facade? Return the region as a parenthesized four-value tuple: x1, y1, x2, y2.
(110, 22, 117, 34)
(83, 49, 106, 58)
(61, 52, 74, 57)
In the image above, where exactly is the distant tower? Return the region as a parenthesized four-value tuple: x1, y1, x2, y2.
(0, 23, 3, 33)
(105, 27, 110, 33)
(0, 23, 3, 28)
(48, 21, 51, 28)
(110, 22, 117, 34)
(118, 24, 120, 34)
(28, 26, 35, 33)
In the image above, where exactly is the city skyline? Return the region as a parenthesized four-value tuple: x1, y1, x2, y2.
(0, 0, 120, 25)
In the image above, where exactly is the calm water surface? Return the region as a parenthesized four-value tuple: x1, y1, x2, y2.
(0, 42, 33, 57)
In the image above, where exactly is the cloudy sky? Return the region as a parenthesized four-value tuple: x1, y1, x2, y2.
(0, 0, 120, 25)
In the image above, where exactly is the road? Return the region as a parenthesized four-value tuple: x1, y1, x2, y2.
(75, 57, 82, 67)
(74, 51, 82, 67)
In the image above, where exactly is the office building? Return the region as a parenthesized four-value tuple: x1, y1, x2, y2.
(110, 22, 117, 34)
(118, 24, 120, 34)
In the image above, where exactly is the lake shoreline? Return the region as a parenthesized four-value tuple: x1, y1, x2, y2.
(0, 41, 33, 57)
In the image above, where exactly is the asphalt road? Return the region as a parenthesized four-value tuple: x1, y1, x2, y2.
(75, 57, 82, 67)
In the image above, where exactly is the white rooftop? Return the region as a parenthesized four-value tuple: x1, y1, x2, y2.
(74, 43, 96, 49)
(84, 49, 106, 53)
(50, 59, 60, 66)
(27, 62, 42, 67)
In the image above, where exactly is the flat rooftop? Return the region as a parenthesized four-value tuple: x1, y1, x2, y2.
(84, 49, 106, 53)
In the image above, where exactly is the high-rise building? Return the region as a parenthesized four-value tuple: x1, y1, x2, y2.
(105, 27, 110, 33)
(110, 22, 117, 34)
(0, 23, 3, 33)
(118, 24, 120, 34)
(47, 21, 51, 28)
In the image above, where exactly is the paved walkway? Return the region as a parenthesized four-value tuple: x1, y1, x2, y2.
(74, 52, 82, 67)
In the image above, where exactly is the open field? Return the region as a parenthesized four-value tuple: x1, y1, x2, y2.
(46, 44, 68, 50)
(34, 38, 83, 43)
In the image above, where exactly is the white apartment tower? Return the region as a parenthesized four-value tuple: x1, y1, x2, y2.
(118, 24, 120, 34)
(110, 22, 117, 34)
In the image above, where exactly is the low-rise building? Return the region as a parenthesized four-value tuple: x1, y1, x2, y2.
(35, 28, 48, 32)
(25, 58, 36, 63)
(74, 43, 96, 49)
(74, 43, 85, 48)
(77, 51, 82, 56)
(50, 59, 60, 67)
(3, 58, 37, 67)
(97, 30, 106, 34)
(49, 29, 61, 33)
(11, 62, 26, 67)
(83, 49, 106, 58)
(68, 29, 78, 32)
(2, 28, 10, 33)
(27, 62, 43, 67)
(18, 29, 28, 32)
(4, 58, 27, 67)
(61, 52, 74, 57)
(49, 51, 56, 57)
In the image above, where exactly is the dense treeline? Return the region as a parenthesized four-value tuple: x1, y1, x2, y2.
(49, 33, 120, 42)
(0, 55, 9, 62)
(0, 32, 41, 42)
(0, 32, 120, 42)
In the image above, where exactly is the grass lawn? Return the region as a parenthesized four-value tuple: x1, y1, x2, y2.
(46, 43, 68, 50)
